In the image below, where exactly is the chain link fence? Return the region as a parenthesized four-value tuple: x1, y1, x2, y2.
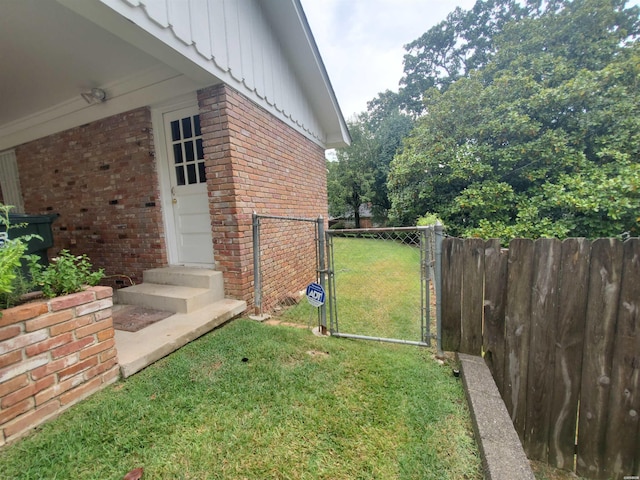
(326, 226, 443, 348)
(252, 213, 325, 319)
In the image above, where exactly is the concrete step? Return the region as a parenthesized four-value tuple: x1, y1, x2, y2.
(115, 283, 221, 314)
(143, 267, 224, 291)
(115, 298, 247, 378)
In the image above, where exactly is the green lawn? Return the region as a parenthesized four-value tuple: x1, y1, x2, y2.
(0, 320, 481, 479)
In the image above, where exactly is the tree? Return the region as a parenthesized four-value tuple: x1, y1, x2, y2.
(329, 117, 377, 228)
(328, 111, 414, 227)
(399, 0, 531, 115)
(388, 0, 640, 239)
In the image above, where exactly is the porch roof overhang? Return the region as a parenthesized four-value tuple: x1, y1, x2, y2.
(0, 0, 350, 152)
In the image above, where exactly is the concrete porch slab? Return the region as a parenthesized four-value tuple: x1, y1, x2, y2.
(115, 298, 246, 378)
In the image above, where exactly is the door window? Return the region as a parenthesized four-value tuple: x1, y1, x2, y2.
(170, 115, 206, 186)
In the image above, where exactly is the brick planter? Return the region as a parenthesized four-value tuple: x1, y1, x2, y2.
(0, 286, 119, 447)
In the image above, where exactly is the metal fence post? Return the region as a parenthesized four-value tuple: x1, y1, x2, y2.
(434, 222, 444, 356)
(252, 212, 262, 317)
(317, 216, 328, 335)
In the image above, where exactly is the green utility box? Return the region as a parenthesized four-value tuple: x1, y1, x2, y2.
(3, 213, 59, 270)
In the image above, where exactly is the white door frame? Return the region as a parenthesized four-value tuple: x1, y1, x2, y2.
(152, 93, 214, 267)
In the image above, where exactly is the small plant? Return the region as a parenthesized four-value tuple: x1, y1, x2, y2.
(30, 250, 104, 298)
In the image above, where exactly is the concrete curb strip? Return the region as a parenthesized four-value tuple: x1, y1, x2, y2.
(457, 353, 536, 480)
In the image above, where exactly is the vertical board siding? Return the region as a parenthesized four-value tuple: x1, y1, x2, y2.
(577, 238, 623, 478)
(548, 238, 590, 471)
(443, 237, 640, 479)
(441, 237, 463, 351)
(460, 238, 485, 355)
(483, 239, 508, 396)
(504, 239, 534, 441)
(525, 238, 562, 462)
(603, 238, 640, 478)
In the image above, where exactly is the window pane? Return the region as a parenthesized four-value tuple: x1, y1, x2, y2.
(182, 117, 193, 138)
(198, 161, 206, 183)
(173, 144, 183, 164)
(196, 139, 204, 159)
(187, 164, 197, 184)
(176, 166, 185, 186)
(185, 141, 195, 162)
(194, 115, 201, 136)
(170, 120, 181, 141)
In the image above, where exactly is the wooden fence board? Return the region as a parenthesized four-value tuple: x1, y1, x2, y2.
(441, 237, 463, 351)
(576, 239, 624, 479)
(603, 238, 640, 478)
(548, 238, 590, 471)
(503, 238, 535, 441)
(524, 238, 562, 462)
(483, 239, 508, 395)
(460, 238, 485, 355)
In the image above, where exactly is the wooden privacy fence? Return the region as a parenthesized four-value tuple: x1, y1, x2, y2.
(441, 237, 640, 480)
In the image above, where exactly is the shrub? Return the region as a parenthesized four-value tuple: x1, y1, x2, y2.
(29, 250, 104, 298)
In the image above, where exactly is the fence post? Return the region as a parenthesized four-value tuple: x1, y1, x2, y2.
(252, 212, 262, 317)
(317, 216, 328, 335)
(434, 222, 444, 356)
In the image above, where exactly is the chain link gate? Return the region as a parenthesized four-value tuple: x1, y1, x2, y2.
(325, 225, 443, 350)
(252, 213, 327, 331)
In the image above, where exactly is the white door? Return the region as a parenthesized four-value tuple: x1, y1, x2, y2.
(163, 107, 214, 266)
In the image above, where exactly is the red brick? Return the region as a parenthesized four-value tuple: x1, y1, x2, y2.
(49, 316, 93, 336)
(31, 355, 78, 380)
(0, 325, 21, 342)
(25, 332, 73, 357)
(101, 366, 120, 385)
(58, 357, 98, 381)
(86, 357, 118, 380)
(100, 348, 118, 363)
(0, 354, 48, 384)
(0, 350, 22, 370)
(34, 375, 84, 406)
(97, 328, 115, 342)
(90, 286, 113, 300)
(0, 397, 33, 424)
(49, 291, 95, 312)
(51, 337, 94, 359)
(1, 375, 54, 408)
(0, 303, 48, 327)
(3, 400, 60, 439)
(76, 299, 112, 317)
(0, 374, 29, 398)
(59, 375, 103, 406)
(79, 338, 114, 360)
(25, 310, 74, 332)
(76, 319, 112, 339)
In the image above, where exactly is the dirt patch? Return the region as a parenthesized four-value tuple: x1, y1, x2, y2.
(113, 306, 173, 332)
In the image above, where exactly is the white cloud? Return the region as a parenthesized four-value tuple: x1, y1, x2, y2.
(301, 0, 476, 119)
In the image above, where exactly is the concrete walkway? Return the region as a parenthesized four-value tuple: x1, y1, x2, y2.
(114, 298, 246, 378)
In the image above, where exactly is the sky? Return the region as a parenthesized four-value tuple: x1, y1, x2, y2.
(300, 0, 476, 121)
(300, 0, 640, 122)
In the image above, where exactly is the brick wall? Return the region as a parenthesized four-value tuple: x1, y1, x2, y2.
(0, 286, 118, 446)
(198, 84, 328, 310)
(14, 108, 167, 289)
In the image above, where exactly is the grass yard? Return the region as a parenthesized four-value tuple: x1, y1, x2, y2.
(0, 319, 482, 479)
(283, 235, 431, 343)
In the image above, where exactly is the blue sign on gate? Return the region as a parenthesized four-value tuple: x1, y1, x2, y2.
(306, 282, 325, 307)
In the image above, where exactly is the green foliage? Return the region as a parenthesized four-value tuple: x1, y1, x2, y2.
(417, 213, 444, 227)
(0, 205, 41, 309)
(388, 0, 640, 240)
(329, 111, 414, 227)
(30, 249, 104, 298)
